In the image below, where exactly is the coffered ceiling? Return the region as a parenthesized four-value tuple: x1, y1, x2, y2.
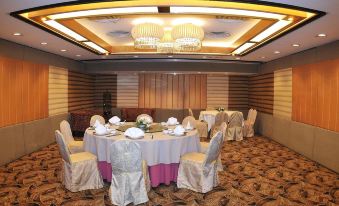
(0, 0, 338, 62)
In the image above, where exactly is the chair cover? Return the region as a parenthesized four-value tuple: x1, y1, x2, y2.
(188, 108, 194, 117)
(214, 112, 226, 126)
(182, 116, 208, 138)
(243, 109, 257, 137)
(182, 116, 197, 128)
(136, 114, 153, 123)
(177, 132, 223, 193)
(109, 140, 149, 206)
(55, 130, 103, 192)
(90, 115, 105, 126)
(226, 112, 244, 141)
(60, 120, 84, 154)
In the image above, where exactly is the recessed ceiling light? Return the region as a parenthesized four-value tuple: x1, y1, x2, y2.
(134, 55, 139, 58)
(292, 44, 300, 47)
(13, 32, 22, 36)
(60, 49, 67, 52)
(76, 54, 81, 57)
(202, 56, 207, 59)
(317, 33, 326, 37)
(261, 56, 266, 59)
(198, 72, 201, 74)
(235, 57, 241, 60)
(168, 55, 173, 58)
(173, 72, 177, 75)
(41, 42, 47, 45)
(274, 51, 280, 54)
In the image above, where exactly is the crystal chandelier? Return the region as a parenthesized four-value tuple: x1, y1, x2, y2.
(131, 23, 164, 49)
(157, 30, 175, 53)
(171, 23, 204, 52)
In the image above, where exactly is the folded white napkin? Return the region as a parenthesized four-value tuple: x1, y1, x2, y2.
(109, 116, 121, 124)
(95, 124, 108, 135)
(167, 117, 178, 125)
(124, 127, 145, 139)
(94, 120, 101, 128)
(174, 125, 185, 136)
(185, 121, 193, 130)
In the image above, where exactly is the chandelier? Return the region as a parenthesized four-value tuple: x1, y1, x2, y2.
(157, 30, 175, 53)
(131, 23, 164, 49)
(172, 23, 204, 52)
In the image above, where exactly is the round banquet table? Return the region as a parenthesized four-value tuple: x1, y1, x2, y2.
(199, 110, 238, 131)
(83, 123, 201, 187)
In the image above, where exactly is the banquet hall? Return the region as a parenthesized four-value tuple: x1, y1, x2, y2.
(0, 0, 338, 205)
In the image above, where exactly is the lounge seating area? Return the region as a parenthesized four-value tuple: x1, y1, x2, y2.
(0, 1, 338, 205)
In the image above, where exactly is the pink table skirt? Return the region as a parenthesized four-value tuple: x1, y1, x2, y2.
(98, 161, 179, 187)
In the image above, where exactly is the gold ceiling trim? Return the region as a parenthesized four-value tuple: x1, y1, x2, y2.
(11, 0, 325, 56)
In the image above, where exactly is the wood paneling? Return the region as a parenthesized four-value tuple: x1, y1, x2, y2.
(274, 68, 292, 119)
(68, 71, 95, 112)
(0, 55, 48, 128)
(249, 73, 274, 114)
(139, 74, 206, 109)
(117, 74, 138, 108)
(229, 75, 249, 110)
(292, 58, 339, 132)
(207, 75, 229, 109)
(48, 66, 68, 116)
(94, 74, 117, 109)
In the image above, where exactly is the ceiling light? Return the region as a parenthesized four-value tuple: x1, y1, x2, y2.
(202, 56, 207, 59)
(235, 57, 241, 60)
(133, 55, 139, 58)
(48, 7, 158, 20)
(292, 44, 300, 47)
(13, 32, 22, 36)
(171, 18, 205, 26)
(61, 49, 67, 52)
(274, 51, 280, 54)
(261, 56, 266, 59)
(170, 7, 285, 20)
(173, 72, 177, 75)
(44, 20, 87, 41)
(41, 42, 47, 45)
(83, 41, 108, 53)
(232, 42, 255, 54)
(157, 30, 174, 53)
(132, 18, 164, 25)
(317, 33, 326, 37)
(131, 23, 164, 49)
(251, 20, 291, 42)
(168, 55, 173, 58)
(172, 23, 204, 52)
(76, 54, 81, 57)
(198, 72, 202, 74)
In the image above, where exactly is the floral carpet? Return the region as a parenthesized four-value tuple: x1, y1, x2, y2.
(0, 136, 338, 205)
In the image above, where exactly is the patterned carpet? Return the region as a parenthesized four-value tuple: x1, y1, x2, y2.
(0, 136, 338, 205)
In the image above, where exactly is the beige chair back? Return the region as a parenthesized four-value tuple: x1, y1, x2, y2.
(203, 132, 223, 168)
(90, 115, 105, 126)
(182, 116, 196, 128)
(188, 108, 194, 117)
(60, 120, 74, 144)
(55, 130, 71, 164)
(228, 112, 243, 127)
(214, 112, 227, 126)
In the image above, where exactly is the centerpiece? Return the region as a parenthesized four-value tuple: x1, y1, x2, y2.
(136, 116, 152, 131)
(216, 107, 225, 112)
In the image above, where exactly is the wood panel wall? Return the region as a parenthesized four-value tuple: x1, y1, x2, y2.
(248, 73, 274, 114)
(0, 55, 48, 127)
(48, 66, 68, 116)
(139, 74, 207, 109)
(68, 71, 95, 112)
(228, 75, 249, 110)
(207, 75, 229, 109)
(274, 68, 292, 119)
(117, 74, 139, 108)
(292, 58, 339, 132)
(94, 74, 117, 110)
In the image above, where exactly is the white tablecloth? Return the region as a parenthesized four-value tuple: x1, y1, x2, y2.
(199, 110, 238, 131)
(83, 124, 201, 166)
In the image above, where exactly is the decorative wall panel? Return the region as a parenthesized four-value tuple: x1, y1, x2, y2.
(48, 66, 68, 116)
(229, 75, 249, 111)
(207, 75, 229, 109)
(94, 74, 117, 109)
(274, 68, 292, 119)
(248, 73, 273, 114)
(117, 74, 139, 108)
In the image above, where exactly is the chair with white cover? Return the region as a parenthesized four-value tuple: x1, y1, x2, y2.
(188, 108, 194, 117)
(90, 115, 105, 126)
(243, 109, 257, 137)
(136, 114, 153, 124)
(55, 130, 103, 192)
(183, 116, 208, 138)
(177, 131, 223, 193)
(182, 116, 197, 128)
(200, 122, 227, 171)
(109, 140, 149, 206)
(226, 112, 244, 141)
(60, 120, 84, 154)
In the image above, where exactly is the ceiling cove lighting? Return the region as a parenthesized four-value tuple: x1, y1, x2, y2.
(317, 33, 327, 37)
(251, 20, 292, 42)
(232, 42, 255, 54)
(83, 41, 108, 54)
(44, 20, 87, 41)
(170, 7, 286, 20)
(48, 7, 159, 20)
